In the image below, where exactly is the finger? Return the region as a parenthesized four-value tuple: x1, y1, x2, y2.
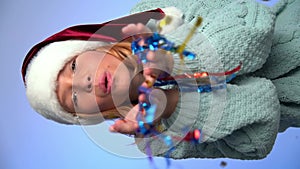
(143, 67, 160, 79)
(138, 93, 147, 103)
(146, 50, 156, 62)
(121, 24, 138, 36)
(143, 51, 170, 77)
(142, 67, 161, 90)
(109, 119, 123, 133)
(142, 51, 161, 83)
(125, 104, 140, 122)
(109, 104, 141, 134)
(141, 78, 156, 88)
(146, 50, 168, 63)
(122, 23, 152, 37)
(136, 23, 152, 34)
(109, 125, 117, 132)
(110, 119, 138, 134)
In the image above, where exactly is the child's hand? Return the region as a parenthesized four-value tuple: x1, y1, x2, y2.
(140, 49, 174, 87)
(109, 49, 173, 135)
(122, 23, 174, 86)
(109, 24, 174, 135)
(109, 88, 168, 135)
(109, 105, 139, 134)
(122, 23, 152, 39)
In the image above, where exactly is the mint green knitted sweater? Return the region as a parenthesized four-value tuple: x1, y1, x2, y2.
(255, 0, 300, 132)
(131, 0, 299, 159)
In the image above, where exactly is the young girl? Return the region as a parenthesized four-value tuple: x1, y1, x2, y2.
(22, 0, 299, 160)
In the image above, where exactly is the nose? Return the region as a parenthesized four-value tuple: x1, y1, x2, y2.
(73, 75, 93, 92)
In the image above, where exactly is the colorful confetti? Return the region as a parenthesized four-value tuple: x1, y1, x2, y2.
(131, 16, 241, 168)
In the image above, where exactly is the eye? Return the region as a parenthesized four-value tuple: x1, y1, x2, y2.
(72, 92, 78, 107)
(71, 59, 77, 72)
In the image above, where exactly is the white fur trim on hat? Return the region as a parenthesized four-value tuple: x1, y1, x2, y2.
(25, 40, 108, 124)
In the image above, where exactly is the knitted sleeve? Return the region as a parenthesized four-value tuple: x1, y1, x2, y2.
(251, 0, 300, 132)
(131, 0, 276, 75)
(273, 68, 300, 132)
(254, 0, 300, 79)
(130, 0, 233, 20)
(132, 0, 281, 160)
(136, 76, 280, 159)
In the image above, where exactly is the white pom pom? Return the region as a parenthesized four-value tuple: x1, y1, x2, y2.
(158, 7, 184, 34)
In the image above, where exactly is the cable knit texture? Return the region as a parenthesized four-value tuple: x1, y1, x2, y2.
(130, 0, 296, 160)
(273, 68, 300, 132)
(254, 0, 300, 79)
(131, 0, 235, 22)
(273, 68, 300, 104)
(132, 0, 276, 74)
(278, 104, 300, 132)
(268, 0, 288, 15)
(136, 76, 280, 159)
(254, 0, 300, 132)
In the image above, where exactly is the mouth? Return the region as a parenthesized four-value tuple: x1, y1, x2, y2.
(99, 71, 112, 94)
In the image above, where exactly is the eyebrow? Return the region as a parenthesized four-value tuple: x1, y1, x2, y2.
(58, 61, 76, 113)
(60, 84, 76, 113)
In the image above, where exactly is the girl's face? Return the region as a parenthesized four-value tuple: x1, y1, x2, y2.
(56, 50, 139, 115)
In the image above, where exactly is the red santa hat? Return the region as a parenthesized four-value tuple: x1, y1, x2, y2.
(21, 9, 166, 125)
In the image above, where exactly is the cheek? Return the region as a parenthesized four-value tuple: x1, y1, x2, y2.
(91, 58, 104, 71)
(95, 95, 115, 111)
(81, 54, 105, 72)
(76, 93, 100, 113)
(111, 62, 132, 105)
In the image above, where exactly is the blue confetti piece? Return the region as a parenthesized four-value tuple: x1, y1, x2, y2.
(142, 102, 150, 109)
(164, 136, 172, 147)
(137, 52, 148, 64)
(145, 104, 157, 124)
(197, 85, 212, 93)
(131, 32, 197, 63)
(138, 121, 147, 134)
(139, 86, 152, 95)
(226, 73, 236, 83)
(183, 50, 196, 60)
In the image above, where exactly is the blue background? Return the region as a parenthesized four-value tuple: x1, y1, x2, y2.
(0, 0, 299, 169)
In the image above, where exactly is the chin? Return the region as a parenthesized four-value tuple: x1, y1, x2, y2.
(111, 79, 131, 107)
